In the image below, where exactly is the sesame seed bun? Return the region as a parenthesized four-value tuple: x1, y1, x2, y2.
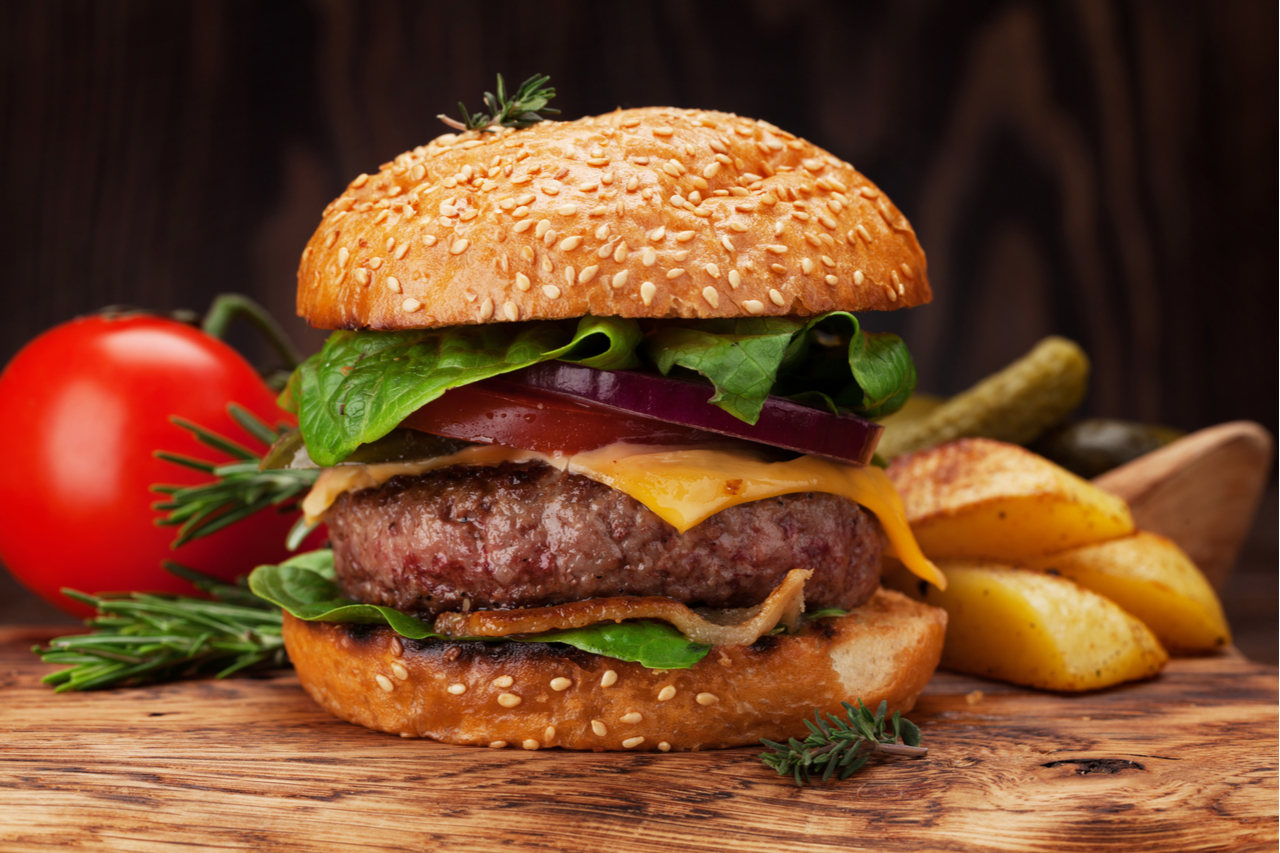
(281, 588, 946, 751)
(297, 108, 931, 330)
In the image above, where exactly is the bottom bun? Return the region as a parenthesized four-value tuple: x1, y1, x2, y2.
(283, 588, 946, 751)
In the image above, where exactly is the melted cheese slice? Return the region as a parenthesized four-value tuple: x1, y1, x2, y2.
(302, 443, 946, 589)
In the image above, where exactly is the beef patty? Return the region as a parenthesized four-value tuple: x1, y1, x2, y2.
(326, 462, 883, 618)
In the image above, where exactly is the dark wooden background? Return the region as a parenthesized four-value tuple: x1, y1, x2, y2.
(1, 1, 1275, 657)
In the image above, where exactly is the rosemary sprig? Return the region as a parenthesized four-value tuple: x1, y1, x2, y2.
(33, 564, 286, 692)
(439, 73, 560, 133)
(151, 404, 319, 548)
(760, 700, 928, 786)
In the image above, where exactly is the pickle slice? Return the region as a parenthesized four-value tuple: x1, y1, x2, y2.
(261, 428, 471, 470)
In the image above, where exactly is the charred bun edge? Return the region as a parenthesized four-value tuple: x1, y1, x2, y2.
(283, 588, 946, 751)
(298, 107, 931, 331)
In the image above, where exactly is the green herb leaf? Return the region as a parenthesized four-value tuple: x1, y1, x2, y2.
(248, 552, 712, 668)
(759, 699, 928, 786)
(33, 564, 286, 692)
(441, 73, 560, 133)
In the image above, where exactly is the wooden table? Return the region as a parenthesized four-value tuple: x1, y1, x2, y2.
(1, 626, 1275, 852)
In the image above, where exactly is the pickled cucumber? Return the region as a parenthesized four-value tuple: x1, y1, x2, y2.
(877, 336, 1089, 460)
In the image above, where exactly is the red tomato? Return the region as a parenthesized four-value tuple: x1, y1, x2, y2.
(401, 377, 726, 455)
(0, 313, 306, 617)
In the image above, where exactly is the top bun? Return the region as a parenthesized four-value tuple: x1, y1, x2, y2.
(298, 108, 931, 330)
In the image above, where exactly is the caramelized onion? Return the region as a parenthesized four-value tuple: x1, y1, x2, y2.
(433, 569, 813, 646)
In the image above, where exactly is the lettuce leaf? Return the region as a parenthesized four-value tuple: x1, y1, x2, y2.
(291, 312, 916, 464)
(248, 551, 711, 669)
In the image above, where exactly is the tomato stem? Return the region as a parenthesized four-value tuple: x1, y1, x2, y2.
(201, 294, 303, 371)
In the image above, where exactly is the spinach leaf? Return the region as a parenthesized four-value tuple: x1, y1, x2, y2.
(248, 551, 711, 669)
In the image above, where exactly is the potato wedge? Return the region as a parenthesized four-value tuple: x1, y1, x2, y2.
(883, 560, 1168, 691)
(887, 438, 1134, 561)
(1022, 531, 1231, 655)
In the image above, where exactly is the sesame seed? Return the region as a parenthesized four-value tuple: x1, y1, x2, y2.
(550, 677, 572, 692)
(709, 139, 728, 154)
(587, 158, 609, 167)
(612, 270, 630, 289)
(704, 263, 720, 278)
(337, 247, 350, 266)
(564, 266, 575, 285)
(449, 238, 469, 255)
(375, 674, 394, 692)
(324, 230, 338, 248)
(760, 194, 778, 206)
(825, 274, 838, 285)
(662, 162, 682, 177)
(667, 268, 686, 280)
(613, 242, 629, 263)
(821, 255, 836, 268)
(621, 712, 642, 724)
(579, 182, 598, 192)
(658, 742, 671, 752)
(791, 211, 810, 222)
(626, 177, 639, 192)
(558, 235, 583, 251)
(675, 230, 696, 243)
(391, 662, 409, 680)
(522, 740, 540, 750)
(390, 636, 403, 657)
(769, 288, 786, 306)
(801, 259, 814, 275)
(503, 301, 520, 321)
(657, 686, 676, 701)
(535, 220, 551, 238)
(649, 226, 666, 241)
(514, 272, 531, 292)
(703, 162, 721, 179)
(642, 247, 657, 266)
(891, 269, 905, 294)
(805, 233, 822, 247)
(543, 229, 558, 247)
(819, 215, 836, 229)
(633, 156, 651, 165)
(499, 253, 509, 273)
(368, 257, 383, 270)
(447, 683, 466, 695)
(728, 269, 743, 289)
(497, 693, 522, 708)
(621, 117, 641, 128)
(673, 250, 691, 262)
(900, 262, 914, 279)
(543, 284, 561, 299)
(622, 737, 645, 749)
(728, 222, 748, 233)
(860, 186, 878, 198)
(592, 719, 608, 736)
(856, 224, 873, 243)
(354, 268, 370, 286)
(513, 220, 533, 234)
(394, 242, 410, 260)
(885, 285, 899, 302)
(766, 244, 788, 254)
(743, 299, 764, 314)
(696, 692, 719, 706)
(479, 298, 494, 320)
(352, 173, 369, 188)
(579, 265, 599, 283)
(545, 726, 557, 741)
(512, 206, 530, 218)
(556, 204, 578, 216)
(652, 126, 674, 137)
(422, 234, 438, 246)
(601, 171, 614, 185)
(386, 276, 402, 294)
(488, 740, 507, 749)
(640, 282, 656, 306)
(854, 270, 865, 285)
(595, 224, 611, 240)
(541, 257, 554, 273)
(702, 286, 720, 308)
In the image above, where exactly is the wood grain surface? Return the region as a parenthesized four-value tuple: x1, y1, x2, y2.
(1, 628, 1275, 852)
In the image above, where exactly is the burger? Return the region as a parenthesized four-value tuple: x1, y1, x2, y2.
(258, 107, 947, 751)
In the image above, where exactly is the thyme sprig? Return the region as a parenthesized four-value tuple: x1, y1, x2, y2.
(151, 404, 319, 549)
(760, 700, 927, 786)
(439, 73, 560, 133)
(33, 564, 286, 692)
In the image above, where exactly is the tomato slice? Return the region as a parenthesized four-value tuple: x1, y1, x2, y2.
(400, 378, 728, 455)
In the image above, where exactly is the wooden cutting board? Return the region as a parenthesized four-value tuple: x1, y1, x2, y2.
(1, 628, 1275, 852)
